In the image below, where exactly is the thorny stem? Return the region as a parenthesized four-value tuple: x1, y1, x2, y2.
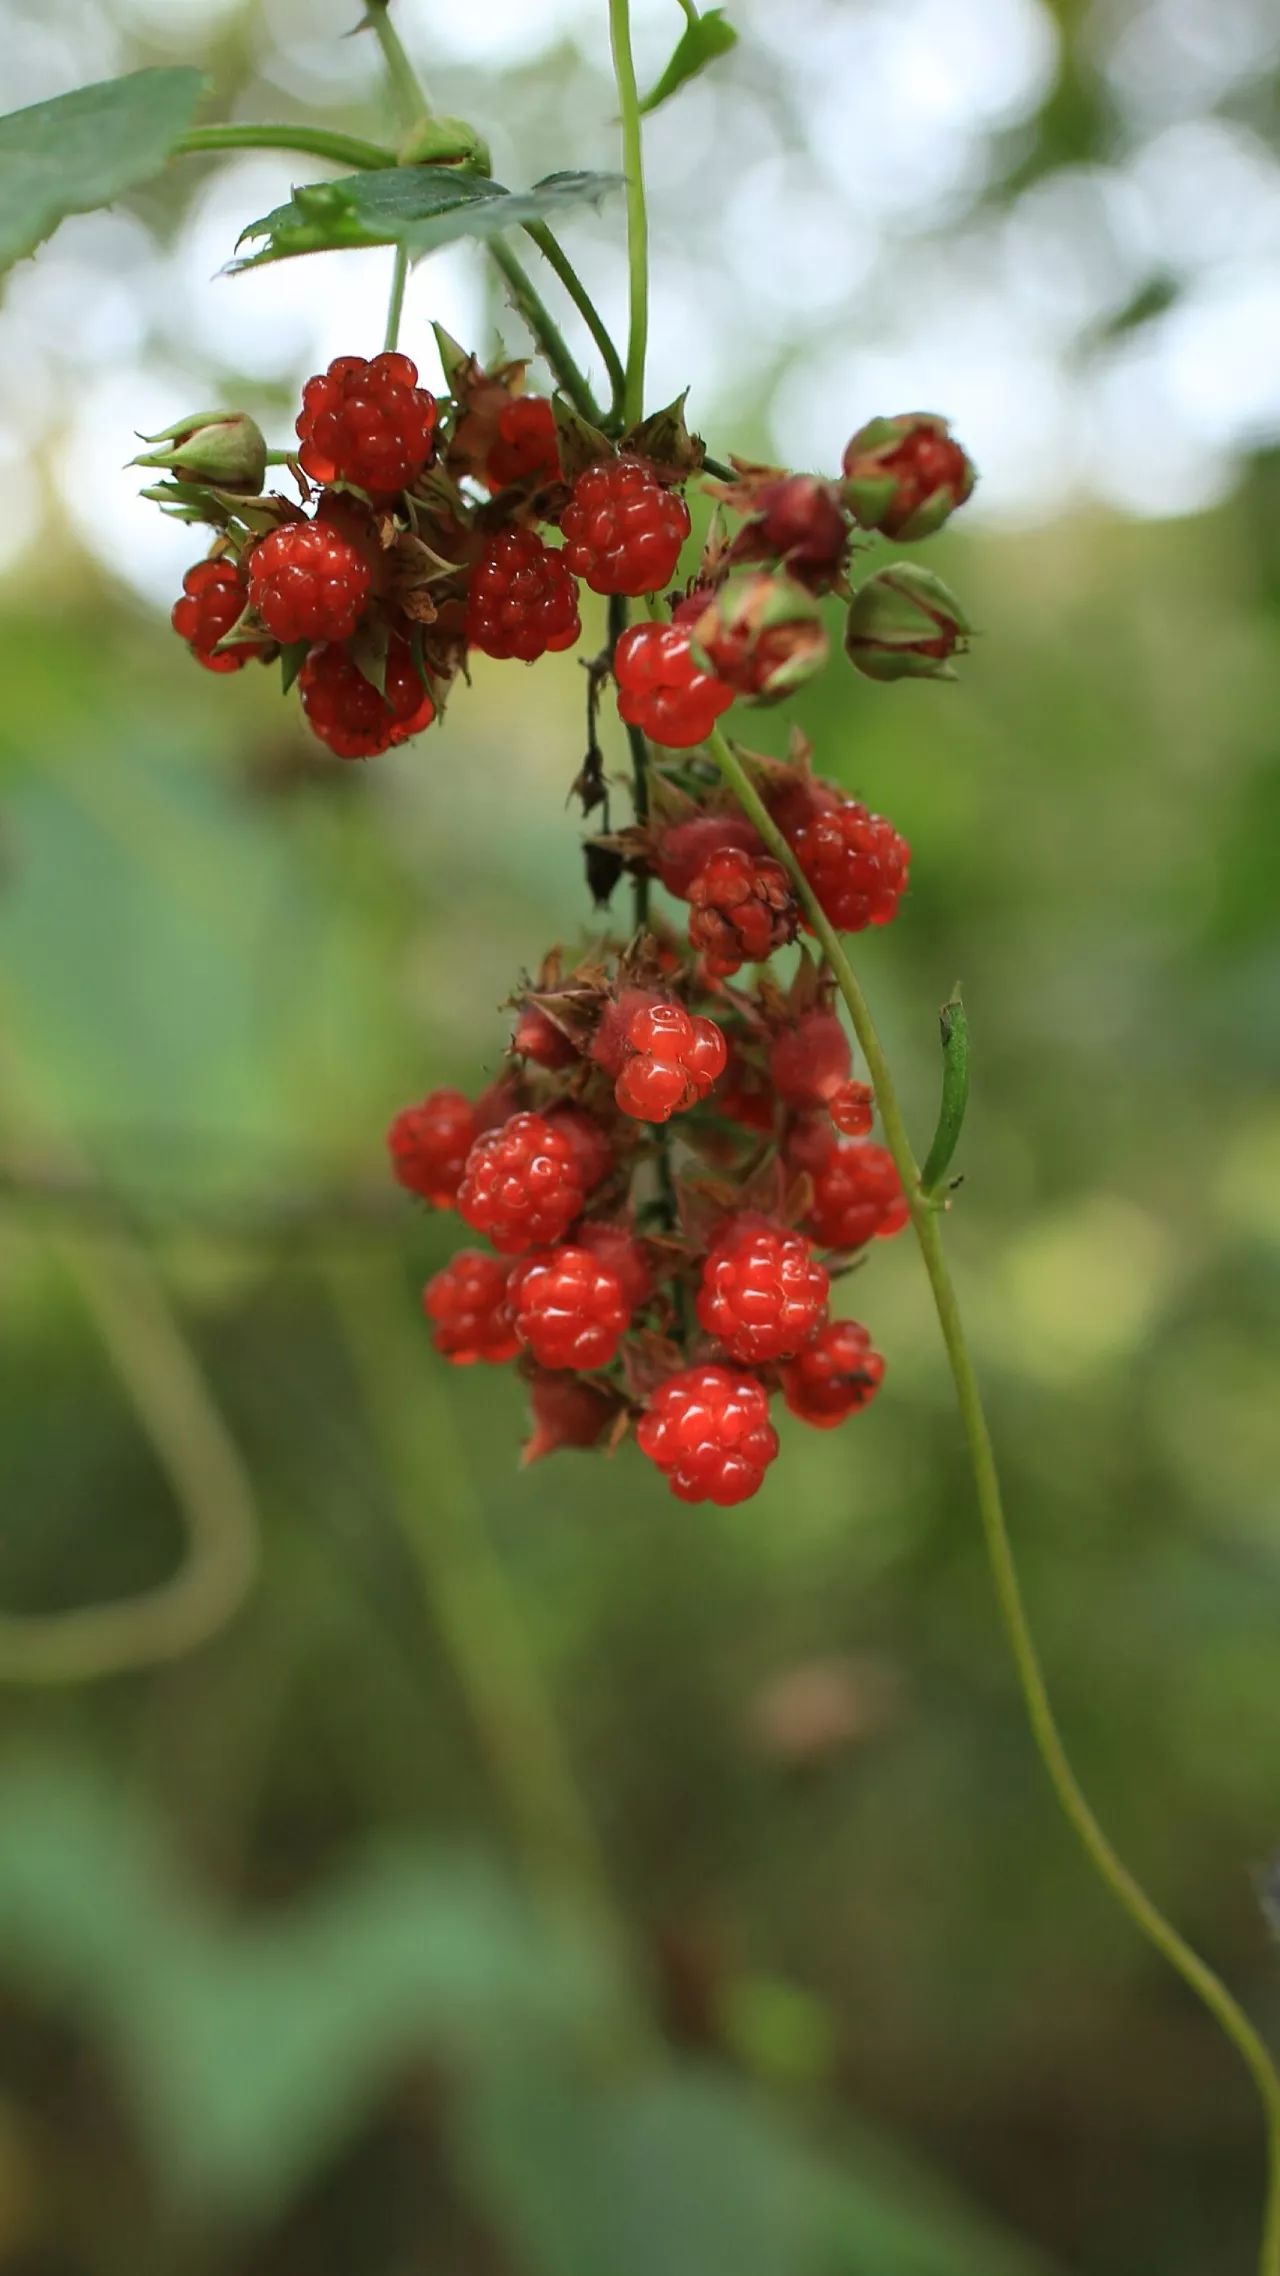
(524, 223, 627, 415)
(487, 239, 603, 426)
(704, 726, 1280, 2276)
(367, 2, 432, 129)
(173, 123, 396, 169)
(608, 0, 649, 427)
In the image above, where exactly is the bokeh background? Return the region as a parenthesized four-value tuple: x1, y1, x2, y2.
(2, 1, 1280, 2271)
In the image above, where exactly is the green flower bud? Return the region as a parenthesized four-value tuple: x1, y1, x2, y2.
(132, 410, 268, 493)
(841, 412, 975, 541)
(687, 570, 827, 702)
(845, 564, 970, 683)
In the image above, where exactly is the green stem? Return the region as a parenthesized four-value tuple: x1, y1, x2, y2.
(523, 223, 627, 414)
(704, 726, 1280, 2276)
(607, 595, 651, 929)
(487, 239, 602, 425)
(367, 3, 432, 129)
(173, 123, 396, 169)
(384, 244, 409, 351)
(608, 0, 649, 426)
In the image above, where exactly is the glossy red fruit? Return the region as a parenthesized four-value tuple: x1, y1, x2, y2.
(296, 351, 437, 495)
(387, 1088, 477, 1207)
(783, 796, 909, 933)
(299, 634, 435, 760)
(613, 622, 733, 748)
(561, 456, 690, 596)
(829, 1080, 874, 1136)
(485, 396, 560, 492)
(423, 1249, 519, 1364)
(465, 529, 581, 662)
(687, 847, 797, 976)
(573, 1220, 655, 1314)
(781, 1318, 884, 1427)
(740, 473, 849, 584)
(509, 1244, 629, 1370)
(511, 1004, 579, 1069)
(613, 999, 727, 1123)
(769, 1012, 853, 1109)
(696, 1215, 829, 1364)
(247, 508, 375, 645)
(457, 1111, 588, 1254)
(172, 559, 271, 672)
(654, 813, 764, 900)
(636, 1364, 779, 1505)
(807, 1141, 909, 1252)
(522, 1371, 621, 1464)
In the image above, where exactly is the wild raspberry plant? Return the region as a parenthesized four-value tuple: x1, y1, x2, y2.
(5, 0, 1259, 2259)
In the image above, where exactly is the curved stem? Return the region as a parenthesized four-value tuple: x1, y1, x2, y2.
(384, 244, 409, 351)
(523, 223, 627, 413)
(487, 239, 602, 425)
(704, 726, 1280, 2275)
(173, 123, 395, 170)
(367, 3, 432, 129)
(608, 0, 649, 426)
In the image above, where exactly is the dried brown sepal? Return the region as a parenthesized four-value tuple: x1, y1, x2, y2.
(619, 391, 705, 484)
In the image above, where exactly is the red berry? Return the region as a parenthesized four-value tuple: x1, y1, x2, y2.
(842, 415, 974, 539)
(511, 1004, 579, 1068)
(696, 1215, 829, 1364)
(296, 351, 437, 495)
(785, 1112, 839, 1177)
(574, 1219, 655, 1313)
(655, 813, 764, 900)
(613, 999, 727, 1123)
(457, 1111, 588, 1254)
(509, 1244, 629, 1370)
(561, 456, 690, 597)
(299, 634, 435, 760)
(485, 396, 560, 492)
(543, 1104, 614, 1196)
(716, 1047, 776, 1134)
(466, 529, 581, 662)
(782, 796, 909, 933)
(746, 474, 849, 582)
(522, 1371, 621, 1464)
(387, 1088, 476, 1206)
(172, 559, 271, 672)
(423, 1248, 519, 1364)
(807, 1142, 909, 1252)
(829, 1080, 874, 1137)
(247, 508, 374, 645)
(613, 622, 733, 748)
(769, 1012, 852, 1109)
(781, 1319, 884, 1427)
(687, 847, 797, 976)
(636, 1364, 779, 1505)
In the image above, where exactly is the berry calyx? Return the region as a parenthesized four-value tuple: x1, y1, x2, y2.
(841, 413, 975, 541)
(561, 456, 690, 597)
(246, 506, 375, 645)
(613, 998, 727, 1123)
(769, 1012, 853, 1109)
(655, 812, 764, 900)
(172, 559, 271, 673)
(688, 846, 798, 976)
(296, 352, 437, 495)
(686, 571, 826, 702)
(299, 634, 436, 760)
(845, 565, 970, 684)
(636, 1364, 779, 1505)
(613, 622, 734, 748)
(485, 396, 560, 492)
(465, 528, 581, 662)
(807, 1141, 909, 1252)
(509, 1244, 629, 1370)
(781, 794, 909, 932)
(457, 1111, 589, 1253)
(696, 1215, 829, 1364)
(781, 1319, 884, 1427)
(387, 1087, 477, 1207)
(423, 1249, 519, 1364)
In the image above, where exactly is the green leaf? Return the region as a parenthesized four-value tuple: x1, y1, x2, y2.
(232, 168, 620, 270)
(0, 69, 204, 273)
(279, 641, 308, 696)
(638, 8, 737, 115)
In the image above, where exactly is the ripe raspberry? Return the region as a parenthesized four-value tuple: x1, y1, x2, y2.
(299, 634, 435, 760)
(172, 559, 271, 672)
(829, 1080, 874, 1137)
(614, 999, 727, 1123)
(783, 797, 909, 933)
(423, 1248, 519, 1364)
(613, 622, 733, 748)
(769, 1012, 853, 1109)
(696, 1215, 829, 1364)
(522, 1371, 621, 1464)
(296, 351, 437, 495)
(655, 813, 764, 900)
(688, 847, 797, 976)
(574, 1220, 655, 1313)
(782, 1318, 884, 1427)
(807, 1142, 909, 1252)
(387, 1087, 476, 1207)
(511, 1004, 579, 1069)
(465, 529, 581, 662)
(509, 1244, 629, 1370)
(457, 1111, 587, 1254)
(636, 1364, 779, 1506)
(247, 508, 374, 645)
(485, 396, 560, 492)
(561, 456, 690, 596)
